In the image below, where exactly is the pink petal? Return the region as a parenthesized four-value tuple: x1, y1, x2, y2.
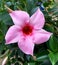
(30, 8, 45, 29)
(33, 29, 52, 44)
(18, 36, 34, 55)
(5, 25, 22, 44)
(9, 10, 30, 26)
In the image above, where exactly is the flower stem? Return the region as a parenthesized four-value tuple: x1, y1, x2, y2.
(4, 5, 13, 13)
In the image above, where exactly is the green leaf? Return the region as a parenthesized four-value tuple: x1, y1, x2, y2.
(48, 2, 58, 15)
(0, 11, 13, 25)
(37, 55, 48, 62)
(44, 24, 54, 32)
(0, 31, 4, 42)
(28, 62, 35, 65)
(48, 51, 58, 65)
(49, 35, 58, 52)
(0, 21, 7, 35)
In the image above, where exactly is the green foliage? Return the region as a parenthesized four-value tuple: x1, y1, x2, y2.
(49, 51, 58, 65)
(0, 0, 58, 65)
(49, 35, 58, 52)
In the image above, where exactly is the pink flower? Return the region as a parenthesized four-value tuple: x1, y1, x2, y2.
(5, 9, 52, 55)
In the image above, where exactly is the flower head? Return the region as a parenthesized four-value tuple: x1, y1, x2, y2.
(5, 8, 52, 55)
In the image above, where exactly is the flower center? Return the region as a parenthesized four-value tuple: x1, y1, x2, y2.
(22, 24, 33, 35)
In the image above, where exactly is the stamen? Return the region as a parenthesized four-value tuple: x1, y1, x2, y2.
(22, 24, 33, 35)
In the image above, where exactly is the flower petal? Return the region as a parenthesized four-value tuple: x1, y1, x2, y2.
(5, 25, 22, 44)
(30, 8, 45, 29)
(33, 29, 52, 44)
(18, 36, 34, 55)
(9, 10, 30, 26)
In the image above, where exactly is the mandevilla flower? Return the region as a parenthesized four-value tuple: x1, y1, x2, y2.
(5, 8, 52, 55)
